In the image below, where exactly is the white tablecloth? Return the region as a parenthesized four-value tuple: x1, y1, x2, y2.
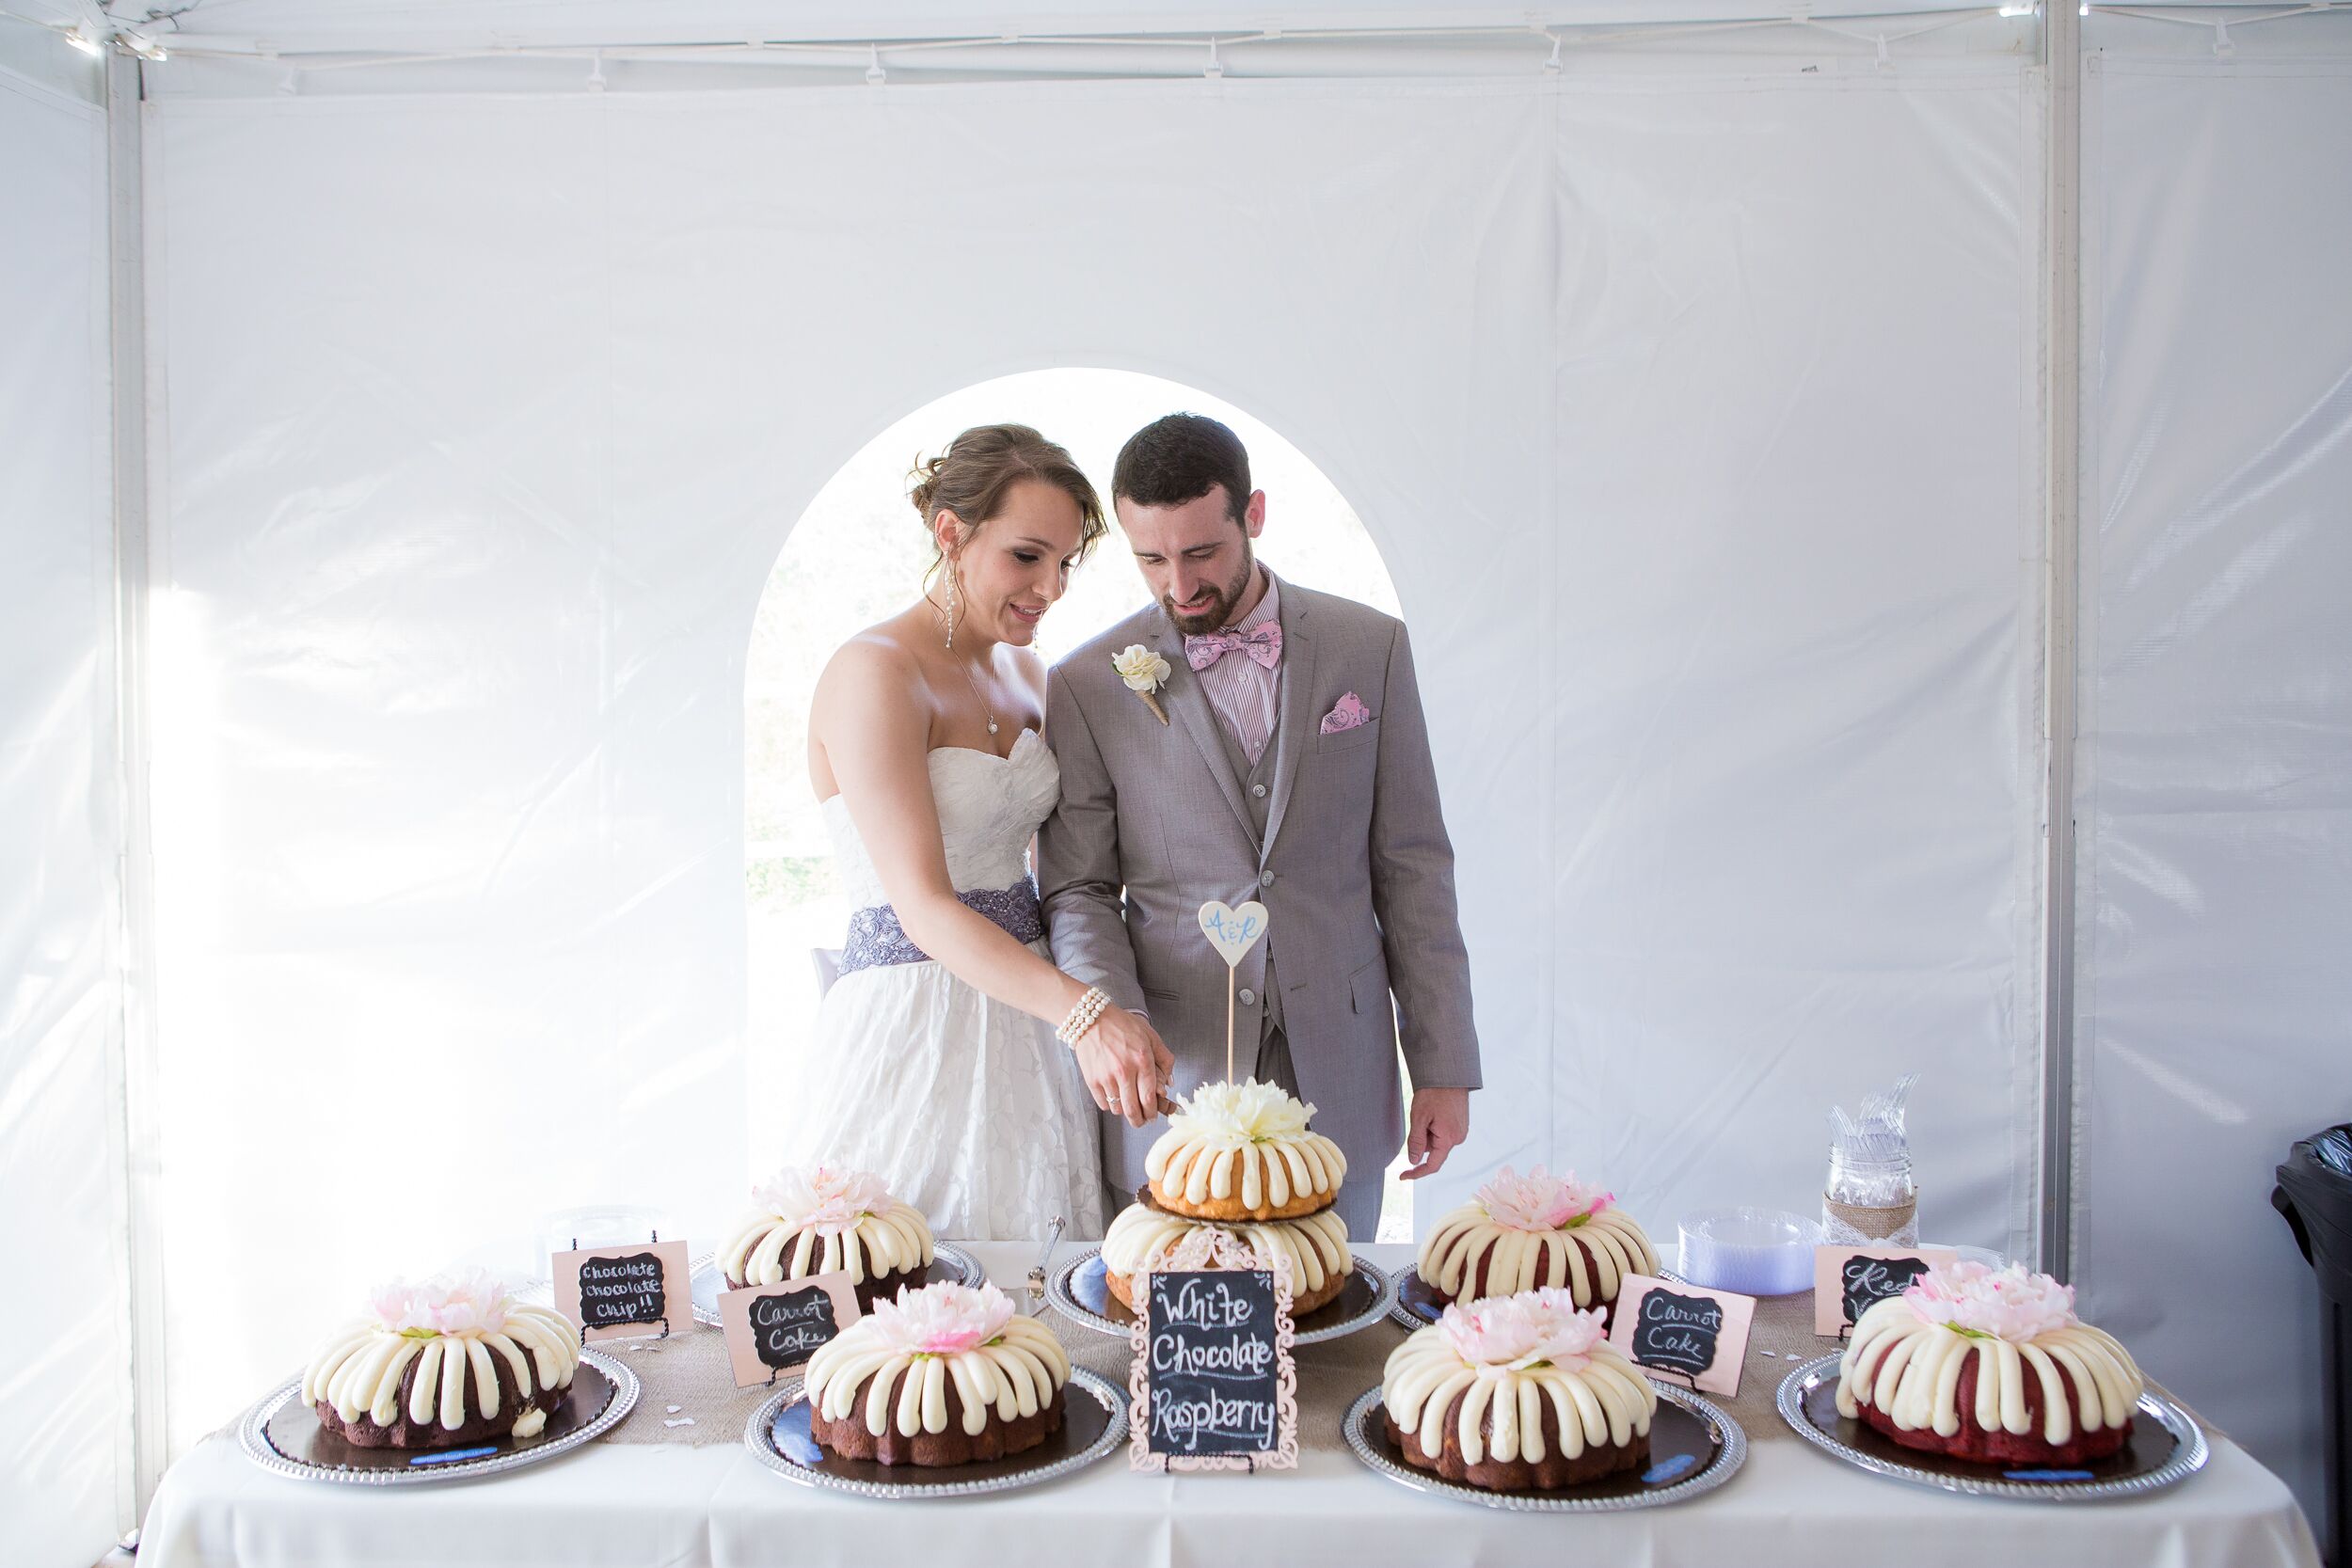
(141, 1244, 2323, 1568)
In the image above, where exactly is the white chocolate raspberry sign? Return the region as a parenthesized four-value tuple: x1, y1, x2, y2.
(1607, 1275, 1757, 1398)
(1128, 1226, 1299, 1473)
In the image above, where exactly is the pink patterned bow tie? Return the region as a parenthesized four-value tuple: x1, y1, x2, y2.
(1184, 622, 1283, 673)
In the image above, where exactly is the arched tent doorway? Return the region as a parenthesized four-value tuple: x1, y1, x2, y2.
(742, 367, 1409, 1236)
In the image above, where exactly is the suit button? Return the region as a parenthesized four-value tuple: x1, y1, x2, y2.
(1238, 989, 1257, 1006)
(1251, 783, 1267, 798)
(1259, 870, 1276, 888)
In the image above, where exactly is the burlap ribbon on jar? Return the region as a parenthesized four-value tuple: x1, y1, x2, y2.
(1820, 1194, 1918, 1243)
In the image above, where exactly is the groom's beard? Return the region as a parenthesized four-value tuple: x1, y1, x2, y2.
(1161, 546, 1258, 637)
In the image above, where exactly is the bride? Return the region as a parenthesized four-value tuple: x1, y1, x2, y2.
(783, 423, 1173, 1240)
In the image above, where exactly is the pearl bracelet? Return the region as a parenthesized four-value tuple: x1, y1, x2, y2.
(1056, 986, 1112, 1047)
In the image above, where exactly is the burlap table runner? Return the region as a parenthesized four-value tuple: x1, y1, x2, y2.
(597, 1276, 2216, 1451)
(595, 1293, 1421, 1449)
(596, 1276, 1847, 1450)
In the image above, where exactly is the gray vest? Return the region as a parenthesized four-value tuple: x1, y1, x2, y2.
(1209, 711, 1286, 1038)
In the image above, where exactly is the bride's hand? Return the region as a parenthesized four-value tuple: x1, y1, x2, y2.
(1074, 1008, 1176, 1129)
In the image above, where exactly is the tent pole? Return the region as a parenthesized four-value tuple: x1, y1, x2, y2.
(2038, 1, 2083, 1283)
(104, 45, 170, 1521)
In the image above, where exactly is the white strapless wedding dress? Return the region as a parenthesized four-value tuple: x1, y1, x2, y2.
(779, 729, 1105, 1241)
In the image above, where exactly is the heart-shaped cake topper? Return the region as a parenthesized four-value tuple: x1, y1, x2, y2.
(1198, 900, 1269, 968)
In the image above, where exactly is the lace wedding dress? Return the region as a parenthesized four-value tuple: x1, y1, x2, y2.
(778, 728, 1105, 1241)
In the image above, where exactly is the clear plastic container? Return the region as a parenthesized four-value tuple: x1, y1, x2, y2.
(1821, 1146, 1918, 1246)
(1677, 1207, 1822, 1295)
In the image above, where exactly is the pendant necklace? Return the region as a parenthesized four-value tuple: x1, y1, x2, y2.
(953, 651, 1001, 739)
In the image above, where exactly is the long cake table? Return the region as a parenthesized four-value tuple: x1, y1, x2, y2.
(139, 1242, 2322, 1568)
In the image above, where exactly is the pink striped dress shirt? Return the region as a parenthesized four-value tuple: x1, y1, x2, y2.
(1188, 572, 1281, 767)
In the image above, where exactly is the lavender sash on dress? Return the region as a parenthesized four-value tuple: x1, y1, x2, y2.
(837, 879, 1044, 976)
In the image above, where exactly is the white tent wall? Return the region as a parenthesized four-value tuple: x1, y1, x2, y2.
(0, 59, 135, 1568)
(1546, 70, 2044, 1266)
(140, 64, 2047, 1454)
(2074, 48, 2352, 1531)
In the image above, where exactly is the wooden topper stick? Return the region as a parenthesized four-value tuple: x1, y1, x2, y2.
(1197, 900, 1270, 1083)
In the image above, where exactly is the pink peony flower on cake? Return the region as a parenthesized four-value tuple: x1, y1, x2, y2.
(368, 1268, 512, 1336)
(1905, 1260, 2077, 1343)
(1439, 1288, 1608, 1372)
(369, 1282, 431, 1333)
(1475, 1164, 1613, 1231)
(866, 1281, 1016, 1357)
(753, 1164, 894, 1237)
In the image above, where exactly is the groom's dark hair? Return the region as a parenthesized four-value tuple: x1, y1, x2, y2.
(1112, 414, 1252, 526)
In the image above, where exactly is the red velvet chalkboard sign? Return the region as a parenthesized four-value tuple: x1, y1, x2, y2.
(1812, 1245, 1959, 1338)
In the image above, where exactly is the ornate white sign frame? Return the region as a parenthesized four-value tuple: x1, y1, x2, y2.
(1127, 1227, 1300, 1472)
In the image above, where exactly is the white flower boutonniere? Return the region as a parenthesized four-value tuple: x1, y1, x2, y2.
(1112, 643, 1172, 725)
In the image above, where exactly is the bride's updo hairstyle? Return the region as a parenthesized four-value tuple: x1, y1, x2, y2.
(909, 423, 1109, 577)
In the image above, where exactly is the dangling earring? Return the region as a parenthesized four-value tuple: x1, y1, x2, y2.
(942, 562, 960, 651)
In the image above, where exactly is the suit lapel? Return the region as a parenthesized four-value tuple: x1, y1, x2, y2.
(1261, 582, 1318, 854)
(1151, 612, 1258, 845)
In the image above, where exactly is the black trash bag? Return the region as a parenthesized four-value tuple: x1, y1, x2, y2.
(2275, 1123, 2352, 1568)
(2277, 1124, 2352, 1302)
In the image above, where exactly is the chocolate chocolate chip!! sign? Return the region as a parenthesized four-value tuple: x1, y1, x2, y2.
(580, 1254, 666, 1327)
(553, 1240, 694, 1344)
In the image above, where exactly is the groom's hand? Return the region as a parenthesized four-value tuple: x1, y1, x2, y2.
(1401, 1087, 1470, 1180)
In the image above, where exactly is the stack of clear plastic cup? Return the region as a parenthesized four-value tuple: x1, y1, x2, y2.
(1677, 1207, 1822, 1296)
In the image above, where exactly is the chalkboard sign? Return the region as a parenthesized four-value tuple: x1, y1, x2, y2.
(753, 1289, 838, 1365)
(1127, 1229, 1298, 1472)
(1146, 1271, 1281, 1455)
(1841, 1255, 1931, 1325)
(1607, 1274, 1756, 1397)
(720, 1273, 861, 1387)
(1633, 1288, 1723, 1375)
(554, 1240, 694, 1344)
(1812, 1245, 1958, 1337)
(581, 1253, 668, 1328)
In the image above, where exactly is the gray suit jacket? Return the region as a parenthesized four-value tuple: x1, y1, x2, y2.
(1037, 575, 1482, 1204)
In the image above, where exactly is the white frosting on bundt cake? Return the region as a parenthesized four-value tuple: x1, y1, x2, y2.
(1836, 1261, 2144, 1447)
(1144, 1080, 1346, 1215)
(301, 1270, 579, 1437)
(1418, 1165, 1657, 1307)
(1101, 1203, 1352, 1298)
(1383, 1289, 1657, 1467)
(719, 1164, 934, 1288)
(805, 1281, 1071, 1440)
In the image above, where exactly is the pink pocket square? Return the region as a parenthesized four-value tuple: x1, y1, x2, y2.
(1320, 692, 1374, 735)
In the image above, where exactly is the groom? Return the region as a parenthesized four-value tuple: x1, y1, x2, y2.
(1038, 414, 1481, 1238)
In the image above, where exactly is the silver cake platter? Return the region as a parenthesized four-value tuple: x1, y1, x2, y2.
(745, 1365, 1126, 1499)
(237, 1349, 639, 1485)
(1776, 1353, 2210, 1502)
(689, 1241, 985, 1326)
(1387, 1263, 1685, 1331)
(1046, 1244, 1395, 1344)
(1343, 1378, 1747, 1512)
